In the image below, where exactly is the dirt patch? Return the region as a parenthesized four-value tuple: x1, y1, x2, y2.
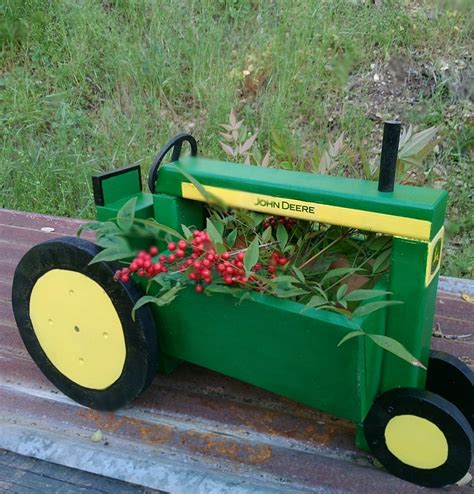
(346, 51, 472, 121)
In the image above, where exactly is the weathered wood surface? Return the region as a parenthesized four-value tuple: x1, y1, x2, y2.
(0, 449, 163, 493)
(0, 208, 472, 493)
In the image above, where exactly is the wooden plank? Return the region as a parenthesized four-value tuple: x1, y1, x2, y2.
(0, 449, 164, 493)
(0, 208, 472, 493)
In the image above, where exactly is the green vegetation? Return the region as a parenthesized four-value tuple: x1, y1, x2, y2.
(1, 0, 472, 277)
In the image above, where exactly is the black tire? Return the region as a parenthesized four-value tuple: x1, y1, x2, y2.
(426, 350, 473, 428)
(12, 237, 158, 411)
(364, 387, 472, 488)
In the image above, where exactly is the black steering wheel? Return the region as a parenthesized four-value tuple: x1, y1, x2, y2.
(148, 133, 197, 193)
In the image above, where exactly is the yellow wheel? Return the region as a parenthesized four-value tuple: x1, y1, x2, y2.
(12, 237, 158, 411)
(364, 388, 472, 487)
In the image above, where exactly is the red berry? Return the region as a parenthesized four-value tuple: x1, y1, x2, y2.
(225, 266, 234, 275)
(168, 242, 176, 251)
(159, 255, 167, 262)
(206, 254, 214, 262)
(194, 261, 202, 270)
(121, 274, 130, 282)
(189, 272, 197, 280)
(143, 260, 151, 269)
(176, 249, 185, 258)
(193, 231, 201, 238)
(201, 269, 211, 278)
(138, 250, 147, 259)
(129, 261, 139, 272)
(236, 252, 244, 261)
(254, 263, 262, 270)
(195, 284, 203, 293)
(149, 246, 158, 255)
(154, 262, 163, 272)
(161, 266, 168, 273)
(203, 259, 211, 267)
(221, 252, 230, 260)
(278, 257, 287, 265)
(224, 276, 233, 285)
(168, 254, 176, 263)
(178, 240, 187, 249)
(204, 277, 212, 284)
(217, 264, 225, 272)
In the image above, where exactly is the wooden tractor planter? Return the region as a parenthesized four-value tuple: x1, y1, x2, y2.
(12, 123, 473, 488)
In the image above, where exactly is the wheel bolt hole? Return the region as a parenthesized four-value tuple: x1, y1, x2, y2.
(74, 325, 80, 332)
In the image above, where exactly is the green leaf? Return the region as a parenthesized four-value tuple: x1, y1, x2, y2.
(131, 295, 157, 318)
(321, 267, 362, 284)
(271, 275, 300, 283)
(306, 295, 328, 308)
(343, 289, 392, 302)
(372, 249, 392, 273)
(261, 226, 272, 243)
(117, 197, 137, 232)
(134, 218, 184, 239)
(292, 266, 305, 284)
(153, 285, 184, 306)
(276, 223, 288, 250)
(336, 284, 348, 301)
(243, 237, 259, 275)
(132, 286, 184, 319)
(77, 222, 102, 236)
(95, 234, 128, 250)
(181, 224, 193, 240)
(205, 284, 233, 294)
(367, 334, 426, 369)
(352, 300, 403, 319)
(89, 246, 135, 264)
(337, 330, 365, 347)
(206, 218, 223, 245)
(273, 288, 309, 298)
(226, 229, 238, 248)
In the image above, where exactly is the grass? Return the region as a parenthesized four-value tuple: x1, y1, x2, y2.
(1, 0, 472, 277)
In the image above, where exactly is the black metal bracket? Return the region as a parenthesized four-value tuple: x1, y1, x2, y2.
(148, 133, 198, 193)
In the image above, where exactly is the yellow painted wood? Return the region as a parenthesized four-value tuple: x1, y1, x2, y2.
(425, 227, 444, 286)
(29, 269, 126, 389)
(181, 183, 432, 241)
(384, 415, 448, 469)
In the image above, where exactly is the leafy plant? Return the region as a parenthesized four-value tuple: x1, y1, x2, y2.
(219, 109, 270, 166)
(79, 195, 425, 369)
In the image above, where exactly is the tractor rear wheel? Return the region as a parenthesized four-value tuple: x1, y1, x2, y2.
(12, 237, 158, 411)
(363, 387, 472, 487)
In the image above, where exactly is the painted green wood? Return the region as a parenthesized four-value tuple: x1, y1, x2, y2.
(380, 238, 440, 392)
(153, 194, 204, 233)
(149, 285, 386, 424)
(96, 192, 154, 222)
(101, 167, 141, 205)
(156, 157, 447, 238)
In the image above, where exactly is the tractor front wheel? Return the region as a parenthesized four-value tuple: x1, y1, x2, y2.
(363, 387, 472, 488)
